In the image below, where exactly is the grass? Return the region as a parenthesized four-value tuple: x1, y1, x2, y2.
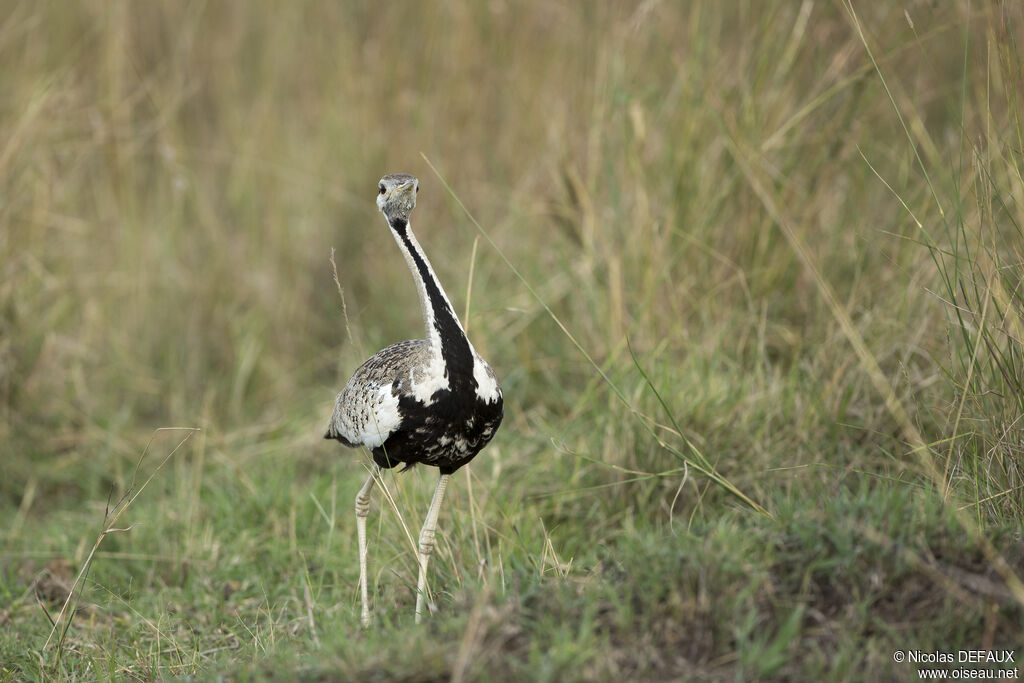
(2, 1, 1024, 680)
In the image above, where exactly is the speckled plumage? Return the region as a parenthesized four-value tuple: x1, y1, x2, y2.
(325, 339, 428, 449)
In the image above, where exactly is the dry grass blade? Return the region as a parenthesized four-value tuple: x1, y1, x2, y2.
(330, 247, 360, 356)
(41, 427, 199, 663)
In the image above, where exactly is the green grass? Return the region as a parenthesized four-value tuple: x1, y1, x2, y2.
(3, 2, 1024, 680)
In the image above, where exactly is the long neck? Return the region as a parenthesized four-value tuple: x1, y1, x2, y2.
(388, 217, 476, 383)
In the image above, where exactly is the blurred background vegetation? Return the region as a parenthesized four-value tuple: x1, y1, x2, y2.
(2, 1, 1024, 679)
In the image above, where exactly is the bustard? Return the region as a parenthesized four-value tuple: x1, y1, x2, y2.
(325, 173, 503, 626)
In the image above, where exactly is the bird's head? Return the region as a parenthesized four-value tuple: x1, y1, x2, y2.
(376, 173, 419, 226)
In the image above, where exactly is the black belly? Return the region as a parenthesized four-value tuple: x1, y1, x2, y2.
(372, 388, 503, 475)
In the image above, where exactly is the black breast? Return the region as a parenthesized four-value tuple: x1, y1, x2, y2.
(372, 386, 503, 475)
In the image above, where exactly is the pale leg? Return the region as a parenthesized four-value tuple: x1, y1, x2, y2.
(355, 466, 379, 627)
(415, 473, 451, 623)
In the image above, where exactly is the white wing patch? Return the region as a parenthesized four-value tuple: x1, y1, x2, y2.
(472, 353, 501, 403)
(329, 380, 402, 449)
(360, 384, 403, 448)
(408, 350, 449, 403)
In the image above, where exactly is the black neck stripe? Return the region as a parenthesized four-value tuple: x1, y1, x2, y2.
(394, 225, 476, 387)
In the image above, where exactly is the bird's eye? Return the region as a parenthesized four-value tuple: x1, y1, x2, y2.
(415, 185, 419, 194)
(379, 184, 386, 195)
